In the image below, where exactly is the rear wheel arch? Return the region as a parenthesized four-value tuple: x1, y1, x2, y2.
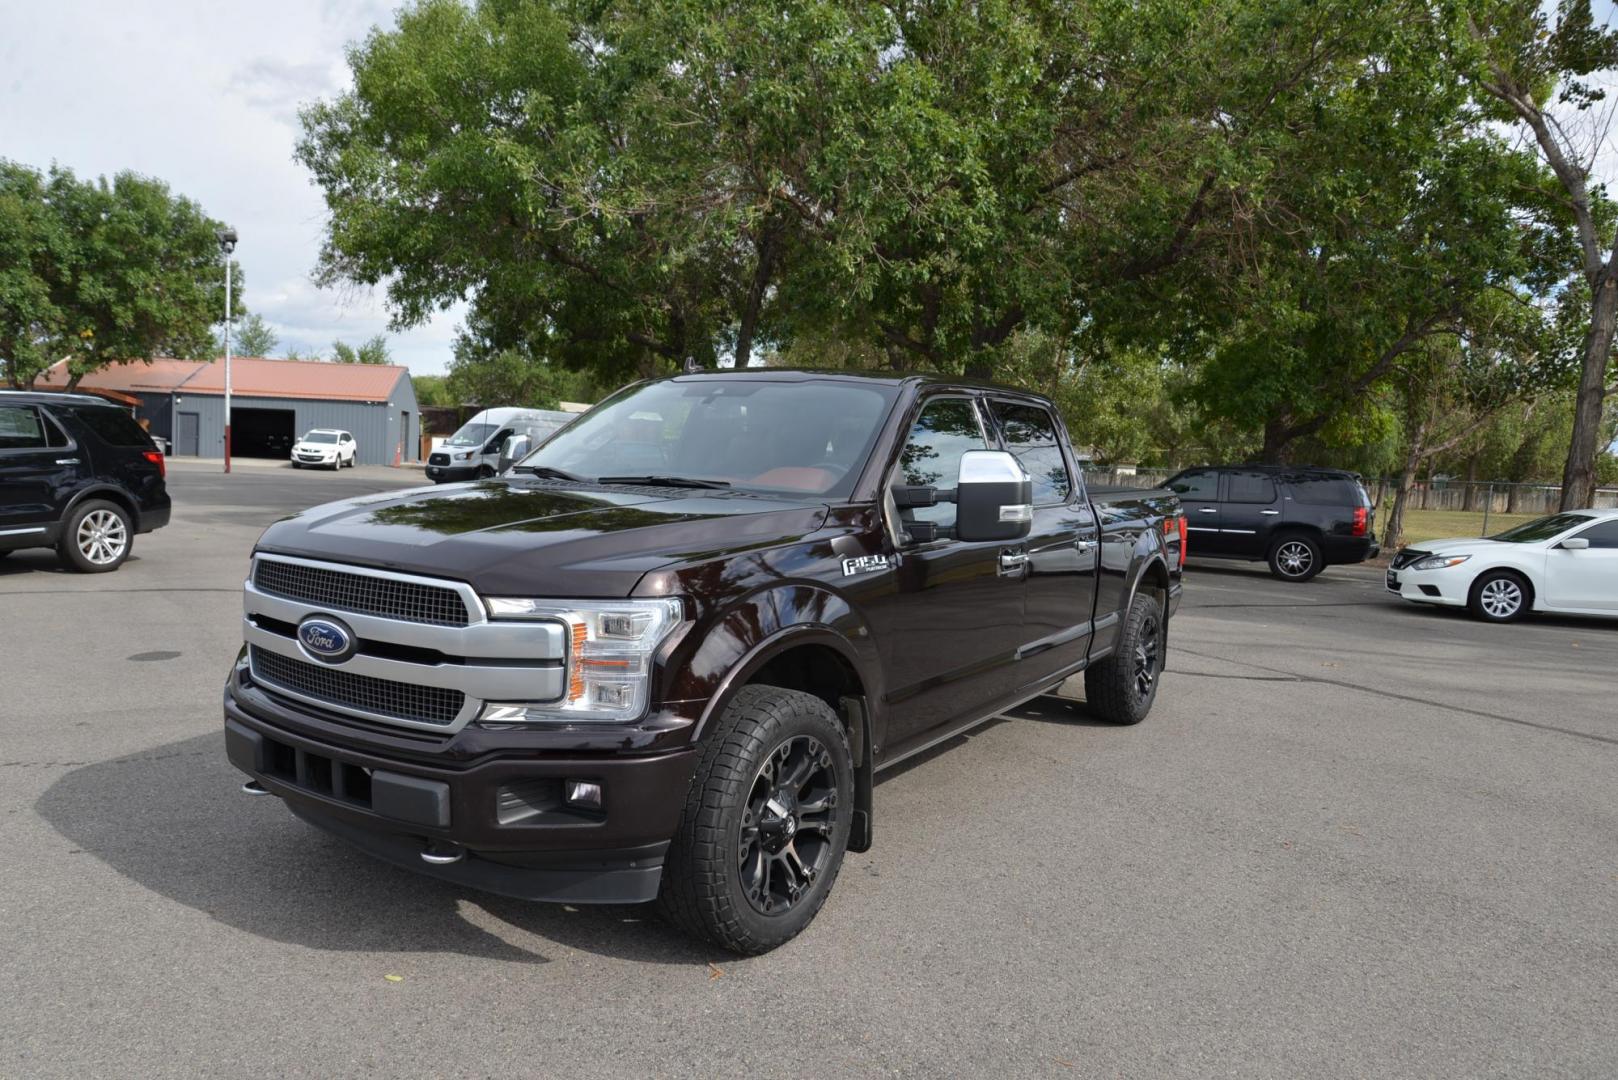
(64, 485, 140, 531)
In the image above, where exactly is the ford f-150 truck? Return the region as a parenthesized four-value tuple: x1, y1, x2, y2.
(224, 370, 1184, 953)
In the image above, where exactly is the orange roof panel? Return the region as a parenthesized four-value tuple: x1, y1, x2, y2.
(39, 356, 408, 403)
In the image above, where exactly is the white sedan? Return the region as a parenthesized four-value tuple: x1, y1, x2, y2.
(1386, 508, 1618, 622)
(290, 429, 358, 470)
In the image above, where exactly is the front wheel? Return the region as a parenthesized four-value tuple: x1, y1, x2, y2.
(1083, 592, 1164, 725)
(58, 500, 133, 573)
(1469, 570, 1530, 623)
(1268, 534, 1323, 582)
(658, 685, 853, 955)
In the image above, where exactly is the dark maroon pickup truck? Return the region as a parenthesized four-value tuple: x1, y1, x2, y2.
(224, 370, 1184, 953)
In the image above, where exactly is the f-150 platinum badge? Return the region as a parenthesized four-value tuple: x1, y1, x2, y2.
(842, 554, 894, 576)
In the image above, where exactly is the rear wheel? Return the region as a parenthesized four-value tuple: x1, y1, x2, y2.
(659, 685, 853, 955)
(58, 500, 133, 573)
(1268, 533, 1323, 582)
(1468, 570, 1529, 623)
(1083, 592, 1164, 725)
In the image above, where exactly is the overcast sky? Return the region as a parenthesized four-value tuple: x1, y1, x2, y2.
(1, 0, 461, 376)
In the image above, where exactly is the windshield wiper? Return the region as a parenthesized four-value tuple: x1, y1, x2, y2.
(595, 474, 731, 490)
(511, 465, 589, 483)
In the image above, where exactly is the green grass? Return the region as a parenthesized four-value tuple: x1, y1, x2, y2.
(1386, 509, 1541, 547)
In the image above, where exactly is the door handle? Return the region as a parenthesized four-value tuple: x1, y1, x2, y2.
(1075, 536, 1096, 553)
(999, 551, 1029, 576)
(1198, 507, 1217, 513)
(1260, 509, 1280, 515)
(55, 458, 79, 466)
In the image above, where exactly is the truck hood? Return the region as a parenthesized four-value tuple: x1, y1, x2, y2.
(254, 478, 829, 598)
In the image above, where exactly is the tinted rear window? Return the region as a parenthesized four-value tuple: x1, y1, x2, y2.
(1289, 477, 1365, 505)
(71, 406, 154, 448)
(1227, 470, 1278, 503)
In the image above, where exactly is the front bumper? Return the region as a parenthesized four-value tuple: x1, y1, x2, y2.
(425, 461, 480, 483)
(1384, 565, 1466, 607)
(224, 680, 699, 904)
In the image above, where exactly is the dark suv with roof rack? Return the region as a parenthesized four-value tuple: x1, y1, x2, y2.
(1163, 465, 1376, 581)
(0, 390, 171, 573)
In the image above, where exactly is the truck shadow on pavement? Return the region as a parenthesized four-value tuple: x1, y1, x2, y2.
(35, 733, 728, 967)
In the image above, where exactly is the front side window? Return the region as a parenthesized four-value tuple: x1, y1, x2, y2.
(1167, 470, 1219, 502)
(0, 405, 47, 451)
(1226, 470, 1278, 503)
(1570, 520, 1618, 549)
(897, 398, 988, 528)
(991, 401, 1071, 504)
(444, 422, 497, 448)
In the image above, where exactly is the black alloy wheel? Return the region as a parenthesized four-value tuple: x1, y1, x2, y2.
(738, 735, 842, 916)
(1133, 610, 1160, 704)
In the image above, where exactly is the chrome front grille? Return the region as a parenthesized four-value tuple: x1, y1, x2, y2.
(1390, 549, 1429, 570)
(254, 558, 471, 626)
(428, 452, 450, 466)
(249, 646, 465, 727)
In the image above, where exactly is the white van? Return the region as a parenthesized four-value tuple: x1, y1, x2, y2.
(425, 407, 576, 483)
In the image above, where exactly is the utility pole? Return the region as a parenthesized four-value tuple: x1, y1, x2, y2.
(217, 227, 238, 473)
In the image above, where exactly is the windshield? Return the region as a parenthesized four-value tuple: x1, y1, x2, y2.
(1488, 512, 1594, 543)
(302, 432, 338, 444)
(445, 422, 497, 448)
(519, 378, 897, 497)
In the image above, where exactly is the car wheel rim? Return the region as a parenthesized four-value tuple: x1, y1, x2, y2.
(738, 735, 840, 917)
(77, 510, 127, 565)
(1480, 579, 1522, 618)
(1134, 614, 1160, 701)
(1277, 541, 1313, 577)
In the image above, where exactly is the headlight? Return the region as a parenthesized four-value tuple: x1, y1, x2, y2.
(1412, 554, 1470, 571)
(455, 450, 474, 461)
(477, 597, 685, 725)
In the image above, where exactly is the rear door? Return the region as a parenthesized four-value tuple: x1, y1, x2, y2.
(869, 395, 1028, 752)
(1217, 468, 1282, 557)
(987, 397, 1098, 685)
(0, 404, 77, 537)
(1167, 469, 1222, 553)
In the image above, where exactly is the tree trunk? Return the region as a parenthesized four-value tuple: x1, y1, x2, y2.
(1462, 453, 1480, 512)
(1382, 425, 1427, 553)
(733, 226, 779, 369)
(1258, 416, 1294, 464)
(1561, 275, 1617, 510)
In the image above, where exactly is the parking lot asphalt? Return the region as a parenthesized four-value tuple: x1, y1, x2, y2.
(3, 464, 1615, 1078)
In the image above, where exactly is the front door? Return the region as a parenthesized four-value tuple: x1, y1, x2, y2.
(176, 411, 200, 456)
(0, 404, 75, 538)
(1167, 469, 1222, 554)
(1545, 519, 1618, 610)
(987, 397, 1098, 686)
(869, 395, 1027, 756)
(1217, 468, 1283, 558)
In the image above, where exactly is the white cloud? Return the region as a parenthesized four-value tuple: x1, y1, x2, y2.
(0, 0, 456, 376)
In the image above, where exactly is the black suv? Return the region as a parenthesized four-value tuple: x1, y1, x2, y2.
(0, 390, 171, 573)
(1163, 465, 1375, 581)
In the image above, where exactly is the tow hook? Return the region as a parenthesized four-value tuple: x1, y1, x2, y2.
(420, 841, 466, 866)
(241, 780, 274, 797)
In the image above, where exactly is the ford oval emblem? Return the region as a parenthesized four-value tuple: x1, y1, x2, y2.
(297, 616, 356, 664)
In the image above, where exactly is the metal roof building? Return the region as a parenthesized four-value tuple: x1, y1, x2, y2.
(38, 357, 421, 466)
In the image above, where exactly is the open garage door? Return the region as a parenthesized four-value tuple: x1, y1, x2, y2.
(232, 408, 296, 459)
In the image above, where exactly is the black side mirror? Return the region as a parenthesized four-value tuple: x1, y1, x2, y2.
(497, 434, 531, 475)
(954, 450, 1032, 542)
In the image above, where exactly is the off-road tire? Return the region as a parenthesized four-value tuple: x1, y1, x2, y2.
(57, 499, 133, 573)
(1083, 592, 1165, 725)
(1468, 569, 1530, 623)
(658, 685, 854, 955)
(1268, 532, 1324, 582)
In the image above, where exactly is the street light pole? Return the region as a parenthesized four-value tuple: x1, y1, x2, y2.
(217, 227, 238, 474)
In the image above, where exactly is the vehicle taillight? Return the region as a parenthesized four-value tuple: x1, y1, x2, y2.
(1178, 514, 1187, 568)
(1163, 513, 1187, 568)
(1352, 506, 1367, 537)
(143, 450, 165, 479)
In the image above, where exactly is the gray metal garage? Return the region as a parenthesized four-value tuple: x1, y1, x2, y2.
(39, 357, 421, 466)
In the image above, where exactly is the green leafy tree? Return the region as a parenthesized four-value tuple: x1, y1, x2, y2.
(411, 373, 457, 408)
(227, 312, 279, 357)
(1, 160, 233, 388)
(331, 334, 390, 364)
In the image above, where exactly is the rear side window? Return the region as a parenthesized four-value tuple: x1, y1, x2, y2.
(1167, 470, 1219, 501)
(1226, 470, 1277, 503)
(0, 405, 47, 450)
(71, 406, 153, 448)
(1572, 520, 1618, 549)
(991, 401, 1071, 504)
(1290, 476, 1365, 506)
(897, 398, 987, 528)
